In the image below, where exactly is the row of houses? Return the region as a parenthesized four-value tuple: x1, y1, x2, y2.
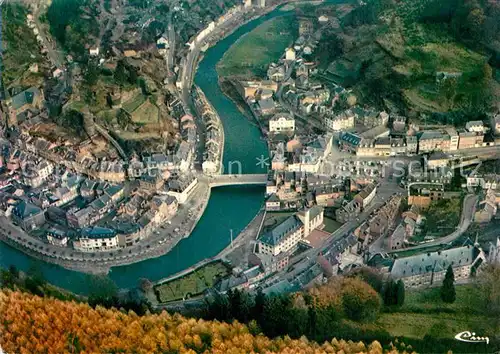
(340, 124, 491, 158)
(335, 183, 377, 223)
(371, 243, 487, 289)
(270, 134, 333, 174)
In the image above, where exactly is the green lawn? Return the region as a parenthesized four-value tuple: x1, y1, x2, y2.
(154, 261, 230, 303)
(122, 93, 147, 113)
(415, 198, 462, 240)
(322, 217, 341, 233)
(217, 15, 298, 78)
(377, 285, 494, 340)
(131, 99, 159, 124)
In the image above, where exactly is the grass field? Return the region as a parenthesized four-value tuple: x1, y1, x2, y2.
(154, 261, 230, 303)
(217, 15, 298, 78)
(376, 285, 493, 340)
(417, 198, 462, 239)
(322, 217, 341, 233)
(122, 93, 147, 113)
(131, 99, 159, 124)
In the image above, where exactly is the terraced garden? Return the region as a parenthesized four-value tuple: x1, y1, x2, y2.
(154, 261, 231, 303)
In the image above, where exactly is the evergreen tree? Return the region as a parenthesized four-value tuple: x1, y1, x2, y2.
(396, 280, 405, 306)
(383, 279, 396, 306)
(441, 265, 456, 303)
(252, 288, 266, 323)
(228, 289, 251, 323)
(206, 292, 231, 321)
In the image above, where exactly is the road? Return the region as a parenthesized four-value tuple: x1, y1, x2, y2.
(0, 180, 211, 274)
(166, 5, 177, 78)
(388, 194, 478, 253)
(266, 179, 406, 285)
(33, 4, 64, 68)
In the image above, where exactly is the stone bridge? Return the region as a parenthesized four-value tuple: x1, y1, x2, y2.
(208, 174, 268, 188)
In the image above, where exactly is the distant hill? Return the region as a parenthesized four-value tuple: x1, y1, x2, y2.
(325, 0, 500, 123)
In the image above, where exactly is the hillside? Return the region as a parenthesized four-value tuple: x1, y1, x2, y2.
(0, 289, 410, 354)
(0, 3, 45, 89)
(320, 0, 500, 124)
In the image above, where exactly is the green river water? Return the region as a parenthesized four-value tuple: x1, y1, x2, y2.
(0, 0, 340, 294)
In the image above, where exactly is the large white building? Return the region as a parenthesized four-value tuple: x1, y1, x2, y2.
(166, 175, 198, 204)
(74, 226, 119, 252)
(324, 110, 355, 131)
(258, 206, 323, 256)
(389, 245, 486, 288)
(269, 113, 295, 133)
(465, 120, 485, 133)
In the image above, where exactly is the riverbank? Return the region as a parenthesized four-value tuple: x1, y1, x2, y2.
(0, 1, 283, 294)
(219, 77, 267, 136)
(151, 208, 265, 307)
(0, 181, 212, 275)
(194, 86, 225, 174)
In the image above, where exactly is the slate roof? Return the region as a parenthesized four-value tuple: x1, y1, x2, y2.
(419, 131, 443, 140)
(309, 205, 322, 219)
(390, 245, 480, 278)
(13, 201, 43, 219)
(81, 226, 116, 239)
(341, 132, 361, 147)
(322, 234, 358, 265)
(11, 87, 40, 110)
(259, 215, 303, 246)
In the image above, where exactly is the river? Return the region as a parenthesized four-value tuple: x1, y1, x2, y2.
(0, 6, 285, 295)
(0, 0, 342, 294)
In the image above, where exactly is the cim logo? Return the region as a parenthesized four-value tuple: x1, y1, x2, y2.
(455, 331, 490, 345)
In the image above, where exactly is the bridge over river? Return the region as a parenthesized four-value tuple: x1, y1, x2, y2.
(208, 174, 268, 188)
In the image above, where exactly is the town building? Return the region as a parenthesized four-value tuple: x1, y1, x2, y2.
(269, 113, 295, 133)
(285, 48, 296, 61)
(458, 131, 484, 150)
(320, 234, 360, 275)
(465, 120, 485, 133)
(445, 127, 459, 151)
(466, 174, 500, 190)
(258, 215, 304, 256)
(46, 227, 69, 247)
(354, 183, 377, 209)
(249, 252, 290, 275)
(489, 238, 500, 264)
(339, 132, 362, 153)
(336, 199, 361, 223)
(74, 226, 119, 252)
(166, 175, 198, 204)
(265, 194, 281, 211)
(89, 47, 100, 56)
(139, 169, 165, 191)
(324, 110, 355, 131)
(418, 131, 446, 153)
(297, 206, 324, 236)
(236, 81, 277, 100)
(11, 201, 46, 231)
(258, 207, 323, 257)
(7, 87, 43, 125)
(406, 136, 418, 155)
(389, 245, 486, 288)
(474, 189, 498, 223)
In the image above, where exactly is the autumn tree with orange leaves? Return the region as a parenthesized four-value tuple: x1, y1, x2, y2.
(0, 289, 414, 354)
